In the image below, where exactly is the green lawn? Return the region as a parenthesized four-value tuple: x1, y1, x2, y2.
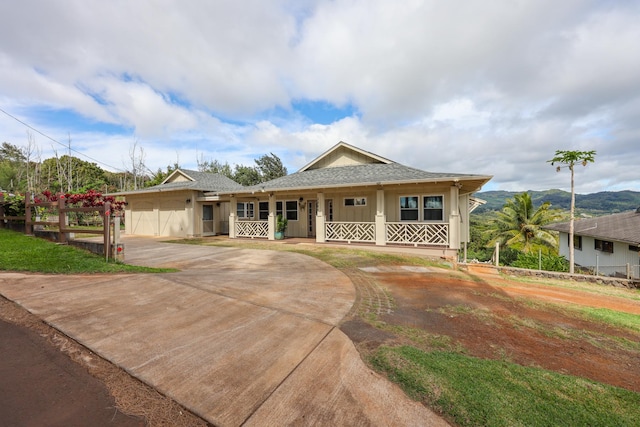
(371, 346, 640, 427)
(0, 228, 173, 273)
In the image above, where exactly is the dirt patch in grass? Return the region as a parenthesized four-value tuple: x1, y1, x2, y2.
(340, 265, 640, 393)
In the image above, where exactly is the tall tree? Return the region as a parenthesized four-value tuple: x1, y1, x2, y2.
(487, 192, 561, 255)
(233, 164, 261, 186)
(197, 157, 234, 179)
(40, 156, 107, 193)
(0, 142, 27, 191)
(547, 150, 596, 274)
(127, 140, 148, 190)
(255, 153, 287, 181)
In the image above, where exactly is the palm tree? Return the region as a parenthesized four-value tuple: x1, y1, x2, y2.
(548, 150, 596, 274)
(487, 192, 561, 254)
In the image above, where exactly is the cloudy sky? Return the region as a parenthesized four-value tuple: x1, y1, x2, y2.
(1, 0, 638, 193)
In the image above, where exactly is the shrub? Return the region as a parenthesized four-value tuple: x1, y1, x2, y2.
(511, 251, 569, 272)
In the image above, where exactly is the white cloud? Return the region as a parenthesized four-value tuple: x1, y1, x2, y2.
(0, 0, 638, 194)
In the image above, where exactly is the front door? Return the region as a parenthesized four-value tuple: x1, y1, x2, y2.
(307, 200, 316, 237)
(202, 204, 214, 235)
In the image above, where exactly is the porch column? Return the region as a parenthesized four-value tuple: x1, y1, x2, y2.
(449, 185, 460, 250)
(268, 193, 276, 240)
(229, 196, 237, 239)
(375, 189, 386, 246)
(316, 192, 325, 243)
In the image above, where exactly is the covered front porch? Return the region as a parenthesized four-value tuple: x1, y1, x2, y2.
(227, 186, 463, 253)
(233, 218, 450, 247)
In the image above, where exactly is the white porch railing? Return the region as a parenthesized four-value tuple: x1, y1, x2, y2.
(386, 222, 449, 246)
(326, 221, 375, 243)
(236, 220, 268, 238)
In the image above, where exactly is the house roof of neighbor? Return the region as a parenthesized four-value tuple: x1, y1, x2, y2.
(545, 208, 640, 245)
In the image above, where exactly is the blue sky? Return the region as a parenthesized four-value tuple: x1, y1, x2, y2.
(1, 0, 639, 193)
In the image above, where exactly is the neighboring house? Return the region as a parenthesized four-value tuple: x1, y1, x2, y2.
(116, 142, 492, 258)
(545, 208, 640, 279)
(117, 169, 243, 237)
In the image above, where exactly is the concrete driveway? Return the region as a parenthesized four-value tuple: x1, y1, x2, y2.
(0, 237, 447, 426)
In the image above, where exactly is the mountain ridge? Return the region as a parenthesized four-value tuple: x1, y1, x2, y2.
(475, 189, 640, 215)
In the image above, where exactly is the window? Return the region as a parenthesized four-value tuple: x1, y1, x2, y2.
(423, 196, 444, 221)
(568, 235, 582, 250)
(258, 202, 269, 220)
(629, 245, 640, 252)
(237, 202, 254, 219)
(344, 197, 367, 206)
(400, 195, 444, 221)
(285, 200, 298, 221)
(594, 239, 613, 253)
(258, 200, 288, 221)
(400, 196, 419, 220)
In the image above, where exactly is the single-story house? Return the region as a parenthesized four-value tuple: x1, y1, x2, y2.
(544, 208, 640, 279)
(116, 142, 492, 258)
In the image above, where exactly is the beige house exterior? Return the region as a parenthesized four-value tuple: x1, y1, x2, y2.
(117, 142, 492, 258)
(117, 170, 242, 238)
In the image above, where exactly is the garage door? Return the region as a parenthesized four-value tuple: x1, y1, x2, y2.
(130, 201, 157, 236)
(159, 199, 188, 237)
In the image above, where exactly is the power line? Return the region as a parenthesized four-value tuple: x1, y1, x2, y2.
(0, 106, 126, 172)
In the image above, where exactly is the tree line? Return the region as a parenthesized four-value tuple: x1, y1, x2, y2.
(0, 140, 287, 194)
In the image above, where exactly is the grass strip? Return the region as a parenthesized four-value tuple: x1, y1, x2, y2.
(0, 229, 174, 274)
(370, 346, 640, 427)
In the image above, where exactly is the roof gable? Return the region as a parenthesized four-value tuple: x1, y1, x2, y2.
(299, 141, 393, 172)
(162, 169, 195, 184)
(113, 169, 243, 196)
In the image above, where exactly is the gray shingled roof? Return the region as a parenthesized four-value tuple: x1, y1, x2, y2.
(113, 169, 243, 195)
(544, 209, 640, 245)
(239, 163, 487, 192)
(165, 169, 243, 192)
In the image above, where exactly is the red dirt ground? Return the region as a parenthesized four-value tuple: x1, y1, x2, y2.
(342, 265, 640, 393)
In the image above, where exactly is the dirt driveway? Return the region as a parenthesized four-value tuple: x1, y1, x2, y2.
(341, 263, 640, 393)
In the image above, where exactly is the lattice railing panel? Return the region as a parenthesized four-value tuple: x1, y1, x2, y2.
(236, 220, 268, 238)
(386, 222, 449, 246)
(325, 221, 375, 242)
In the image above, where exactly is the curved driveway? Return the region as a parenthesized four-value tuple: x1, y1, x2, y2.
(0, 237, 446, 426)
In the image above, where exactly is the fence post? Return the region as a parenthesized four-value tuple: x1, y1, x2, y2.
(495, 242, 500, 267)
(104, 202, 111, 261)
(58, 194, 67, 243)
(25, 192, 32, 235)
(0, 193, 4, 229)
(538, 249, 542, 271)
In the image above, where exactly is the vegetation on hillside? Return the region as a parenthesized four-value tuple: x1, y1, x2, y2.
(475, 189, 640, 215)
(468, 192, 569, 271)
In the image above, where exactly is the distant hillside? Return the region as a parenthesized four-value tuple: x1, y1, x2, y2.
(475, 190, 640, 215)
